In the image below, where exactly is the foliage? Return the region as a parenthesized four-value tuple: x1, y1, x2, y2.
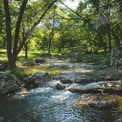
(3, 0, 58, 69)
(1, 0, 122, 69)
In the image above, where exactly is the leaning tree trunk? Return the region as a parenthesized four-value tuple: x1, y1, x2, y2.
(13, 0, 28, 66)
(4, 0, 58, 69)
(16, 0, 58, 57)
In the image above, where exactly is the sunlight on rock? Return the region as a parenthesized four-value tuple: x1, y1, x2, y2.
(75, 94, 96, 106)
(117, 96, 122, 110)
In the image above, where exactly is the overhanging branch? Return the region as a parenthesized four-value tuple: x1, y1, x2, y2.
(16, 0, 58, 56)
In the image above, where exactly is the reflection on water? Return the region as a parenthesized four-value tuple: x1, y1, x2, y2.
(0, 81, 121, 122)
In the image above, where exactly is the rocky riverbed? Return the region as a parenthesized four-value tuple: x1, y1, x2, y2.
(0, 57, 122, 121)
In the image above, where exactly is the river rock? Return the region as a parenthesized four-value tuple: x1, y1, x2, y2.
(67, 80, 122, 94)
(75, 78, 94, 84)
(88, 99, 118, 109)
(60, 78, 73, 84)
(0, 72, 22, 95)
(24, 72, 51, 88)
(56, 83, 66, 90)
(34, 58, 45, 64)
(22, 61, 36, 66)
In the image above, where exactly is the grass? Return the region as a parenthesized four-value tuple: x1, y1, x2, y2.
(0, 49, 67, 80)
(0, 49, 7, 61)
(6, 68, 30, 81)
(0, 48, 119, 80)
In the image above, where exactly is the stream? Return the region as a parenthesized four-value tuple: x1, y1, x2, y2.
(0, 59, 121, 122)
(0, 80, 118, 122)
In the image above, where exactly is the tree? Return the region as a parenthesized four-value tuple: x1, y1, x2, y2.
(46, 7, 56, 55)
(88, 0, 122, 51)
(4, 0, 58, 69)
(0, 3, 5, 49)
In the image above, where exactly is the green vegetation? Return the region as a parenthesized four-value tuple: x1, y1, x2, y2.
(76, 53, 111, 62)
(0, 48, 110, 80)
(0, 0, 121, 70)
(0, 2, 122, 121)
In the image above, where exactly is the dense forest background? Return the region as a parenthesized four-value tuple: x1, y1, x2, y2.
(0, 0, 122, 68)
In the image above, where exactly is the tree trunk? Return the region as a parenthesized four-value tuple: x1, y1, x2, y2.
(48, 29, 54, 55)
(108, 0, 112, 52)
(4, 0, 13, 69)
(48, 37, 52, 55)
(4, 0, 57, 69)
(110, 27, 120, 48)
(13, 0, 28, 65)
(4, 0, 28, 69)
(108, 25, 112, 52)
(24, 42, 28, 59)
(48, 7, 55, 55)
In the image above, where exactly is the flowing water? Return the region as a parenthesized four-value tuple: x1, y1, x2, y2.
(0, 60, 121, 122)
(0, 80, 118, 122)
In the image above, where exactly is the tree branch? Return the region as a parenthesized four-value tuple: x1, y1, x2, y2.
(16, 0, 58, 56)
(13, 0, 28, 60)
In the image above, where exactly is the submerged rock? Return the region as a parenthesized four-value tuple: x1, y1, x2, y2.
(88, 99, 118, 109)
(0, 72, 22, 95)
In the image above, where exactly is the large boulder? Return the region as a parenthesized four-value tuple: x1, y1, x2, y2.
(24, 72, 51, 88)
(0, 72, 22, 95)
(67, 80, 122, 94)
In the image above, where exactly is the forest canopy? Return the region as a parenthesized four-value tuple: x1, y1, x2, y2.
(0, 0, 122, 69)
